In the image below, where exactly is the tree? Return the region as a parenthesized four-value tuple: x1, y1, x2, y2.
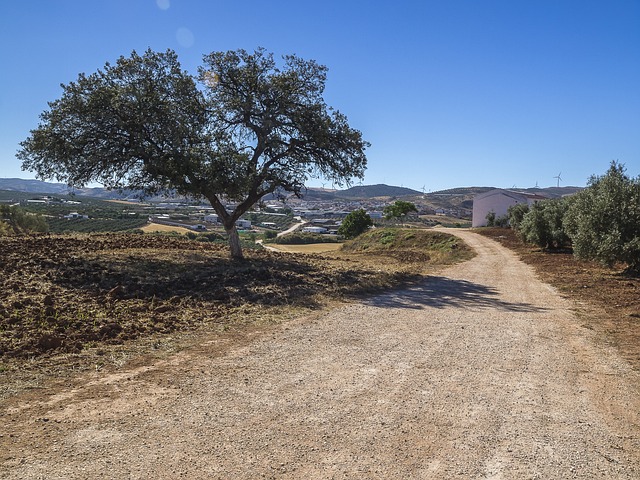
(564, 161, 640, 273)
(518, 199, 570, 250)
(383, 200, 418, 220)
(485, 211, 496, 227)
(507, 203, 529, 231)
(338, 209, 372, 239)
(18, 48, 368, 258)
(0, 206, 49, 234)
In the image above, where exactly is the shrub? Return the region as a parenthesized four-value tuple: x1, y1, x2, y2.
(485, 211, 496, 227)
(263, 230, 278, 240)
(338, 209, 372, 239)
(494, 215, 509, 228)
(564, 161, 640, 273)
(518, 199, 570, 250)
(507, 203, 529, 231)
(0, 205, 49, 234)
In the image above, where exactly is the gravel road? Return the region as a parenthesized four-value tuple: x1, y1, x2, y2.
(1, 229, 639, 479)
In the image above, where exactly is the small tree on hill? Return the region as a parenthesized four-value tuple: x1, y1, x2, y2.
(383, 200, 418, 220)
(18, 48, 368, 259)
(564, 161, 640, 273)
(338, 209, 372, 239)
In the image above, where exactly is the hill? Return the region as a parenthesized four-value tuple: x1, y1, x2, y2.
(0, 178, 582, 213)
(0, 178, 139, 199)
(337, 184, 422, 199)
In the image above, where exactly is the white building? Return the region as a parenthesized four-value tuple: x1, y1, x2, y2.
(472, 189, 546, 227)
(64, 212, 89, 220)
(204, 214, 219, 223)
(236, 219, 251, 229)
(302, 226, 328, 234)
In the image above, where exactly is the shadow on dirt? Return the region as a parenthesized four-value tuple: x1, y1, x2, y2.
(52, 252, 415, 308)
(363, 276, 548, 312)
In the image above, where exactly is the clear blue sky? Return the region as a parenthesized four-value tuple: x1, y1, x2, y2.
(1, 0, 638, 192)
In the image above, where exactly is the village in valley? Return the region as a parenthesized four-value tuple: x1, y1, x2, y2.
(0, 178, 583, 238)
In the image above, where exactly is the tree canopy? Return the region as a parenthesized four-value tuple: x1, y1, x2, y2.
(338, 209, 373, 239)
(564, 161, 640, 273)
(18, 48, 369, 258)
(383, 200, 418, 220)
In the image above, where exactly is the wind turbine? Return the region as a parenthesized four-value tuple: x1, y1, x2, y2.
(421, 185, 426, 198)
(554, 172, 562, 188)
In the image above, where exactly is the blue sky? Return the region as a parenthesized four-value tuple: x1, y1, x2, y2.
(1, 0, 638, 192)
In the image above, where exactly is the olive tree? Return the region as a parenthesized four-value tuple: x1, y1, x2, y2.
(338, 209, 372, 239)
(383, 200, 418, 220)
(18, 48, 368, 258)
(518, 199, 570, 250)
(564, 161, 640, 273)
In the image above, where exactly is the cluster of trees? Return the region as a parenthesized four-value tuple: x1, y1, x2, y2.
(504, 162, 640, 274)
(337, 200, 420, 239)
(0, 206, 49, 235)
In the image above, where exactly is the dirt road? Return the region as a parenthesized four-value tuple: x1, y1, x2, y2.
(1, 230, 639, 479)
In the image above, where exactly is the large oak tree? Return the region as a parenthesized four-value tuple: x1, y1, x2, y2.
(18, 48, 368, 258)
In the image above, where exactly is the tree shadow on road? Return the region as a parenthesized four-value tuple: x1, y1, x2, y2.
(362, 276, 548, 313)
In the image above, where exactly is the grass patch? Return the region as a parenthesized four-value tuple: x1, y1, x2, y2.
(341, 227, 474, 266)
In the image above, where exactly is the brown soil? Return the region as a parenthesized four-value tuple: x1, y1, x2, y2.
(0, 231, 471, 399)
(476, 227, 640, 371)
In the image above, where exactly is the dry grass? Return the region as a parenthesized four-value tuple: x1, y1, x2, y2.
(140, 223, 192, 234)
(266, 243, 343, 253)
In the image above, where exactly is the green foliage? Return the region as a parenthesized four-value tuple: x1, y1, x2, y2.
(0, 205, 49, 234)
(485, 211, 496, 227)
(518, 199, 570, 250)
(338, 209, 373, 239)
(507, 203, 530, 231)
(18, 48, 368, 259)
(383, 200, 418, 220)
(494, 215, 509, 228)
(274, 232, 339, 244)
(564, 161, 640, 272)
(341, 228, 474, 264)
(263, 230, 278, 240)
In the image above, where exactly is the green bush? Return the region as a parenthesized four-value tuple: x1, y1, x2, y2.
(0, 205, 49, 234)
(263, 230, 278, 240)
(564, 161, 640, 273)
(518, 199, 570, 250)
(338, 209, 372, 239)
(508, 203, 530, 231)
(494, 215, 509, 228)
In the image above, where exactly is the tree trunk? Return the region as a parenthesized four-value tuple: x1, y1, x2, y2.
(225, 223, 244, 259)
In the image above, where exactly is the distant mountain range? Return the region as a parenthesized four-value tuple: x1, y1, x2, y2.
(0, 178, 130, 198)
(0, 178, 582, 205)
